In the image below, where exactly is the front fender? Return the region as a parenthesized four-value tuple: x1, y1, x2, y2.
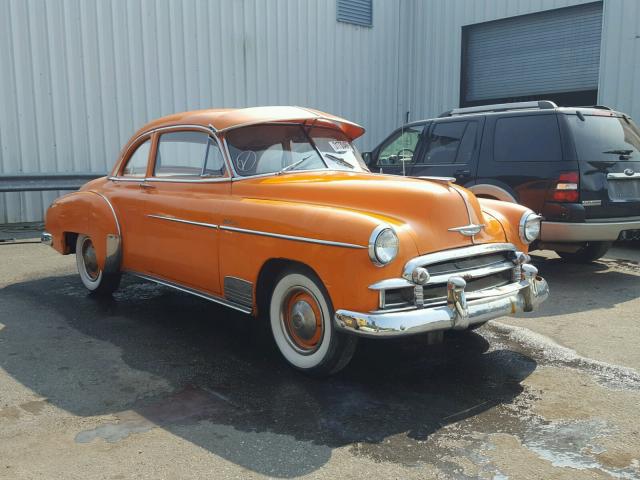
(218, 198, 420, 313)
(478, 198, 532, 252)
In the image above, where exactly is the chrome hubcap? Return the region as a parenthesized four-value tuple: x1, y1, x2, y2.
(290, 300, 317, 341)
(82, 238, 99, 280)
(280, 287, 324, 355)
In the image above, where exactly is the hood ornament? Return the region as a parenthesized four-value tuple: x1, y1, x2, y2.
(448, 224, 485, 237)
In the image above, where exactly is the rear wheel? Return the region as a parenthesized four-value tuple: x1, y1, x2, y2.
(557, 241, 612, 263)
(75, 234, 121, 294)
(269, 268, 357, 376)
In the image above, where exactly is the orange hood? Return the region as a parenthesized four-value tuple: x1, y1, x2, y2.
(231, 171, 506, 254)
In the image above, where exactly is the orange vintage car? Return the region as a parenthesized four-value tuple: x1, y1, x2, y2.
(43, 106, 548, 375)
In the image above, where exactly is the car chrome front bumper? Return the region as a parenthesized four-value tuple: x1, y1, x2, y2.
(541, 217, 640, 242)
(334, 268, 549, 338)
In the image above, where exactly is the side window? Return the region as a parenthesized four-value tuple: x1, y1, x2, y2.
(122, 140, 151, 177)
(203, 141, 225, 176)
(494, 115, 562, 162)
(155, 131, 224, 177)
(421, 122, 468, 165)
(377, 125, 424, 166)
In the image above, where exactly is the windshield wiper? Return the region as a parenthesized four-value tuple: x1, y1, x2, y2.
(276, 154, 314, 175)
(324, 153, 354, 169)
(603, 149, 633, 159)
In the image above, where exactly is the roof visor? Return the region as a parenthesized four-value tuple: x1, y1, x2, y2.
(212, 106, 365, 140)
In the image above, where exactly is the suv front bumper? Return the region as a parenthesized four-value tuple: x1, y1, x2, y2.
(541, 217, 640, 242)
(334, 267, 548, 338)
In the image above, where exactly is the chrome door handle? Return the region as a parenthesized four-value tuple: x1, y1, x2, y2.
(139, 182, 155, 189)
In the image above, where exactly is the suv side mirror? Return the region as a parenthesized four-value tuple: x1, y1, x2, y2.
(362, 152, 372, 166)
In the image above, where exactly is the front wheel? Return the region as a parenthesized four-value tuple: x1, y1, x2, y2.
(76, 234, 121, 295)
(269, 268, 358, 376)
(556, 241, 612, 263)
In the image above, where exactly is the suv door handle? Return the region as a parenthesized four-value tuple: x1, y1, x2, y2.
(138, 182, 155, 189)
(454, 169, 471, 177)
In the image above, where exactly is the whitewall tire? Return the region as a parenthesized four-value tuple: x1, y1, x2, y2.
(75, 234, 121, 295)
(269, 268, 357, 376)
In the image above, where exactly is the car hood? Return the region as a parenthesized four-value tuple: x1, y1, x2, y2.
(231, 171, 506, 254)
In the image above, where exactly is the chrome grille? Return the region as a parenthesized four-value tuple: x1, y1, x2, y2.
(608, 179, 640, 201)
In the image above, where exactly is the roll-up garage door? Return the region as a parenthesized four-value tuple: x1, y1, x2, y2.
(462, 2, 603, 105)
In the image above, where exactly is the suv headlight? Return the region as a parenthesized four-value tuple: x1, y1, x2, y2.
(369, 226, 399, 266)
(519, 212, 542, 244)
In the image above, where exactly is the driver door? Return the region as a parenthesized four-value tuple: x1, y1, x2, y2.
(372, 123, 426, 176)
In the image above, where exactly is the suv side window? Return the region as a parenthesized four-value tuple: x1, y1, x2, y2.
(494, 115, 562, 162)
(155, 131, 225, 177)
(420, 121, 475, 165)
(376, 125, 424, 166)
(122, 140, 151, 177)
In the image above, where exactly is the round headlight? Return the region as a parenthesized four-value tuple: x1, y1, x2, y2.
(519, 212, 542, 244)
(368, 226, 399, 266)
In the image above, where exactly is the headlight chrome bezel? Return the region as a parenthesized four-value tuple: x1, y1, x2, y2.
(519, 211, 542, 244)
(368, 225, 399, 266)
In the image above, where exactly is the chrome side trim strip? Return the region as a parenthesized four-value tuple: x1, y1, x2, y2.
(219, 225, 366, 249)
(402, 243, 515, 281)
(146, 214, 219, 229)
(129, 272, 252, 314)
(109, 176, 231, 184)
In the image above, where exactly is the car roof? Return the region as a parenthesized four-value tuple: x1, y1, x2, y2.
(135, 106, 366, 140)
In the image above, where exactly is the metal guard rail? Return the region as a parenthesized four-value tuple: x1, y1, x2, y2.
(0, 174, 105, 193)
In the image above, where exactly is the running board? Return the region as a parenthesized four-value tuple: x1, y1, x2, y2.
(129, 272, 253, 314)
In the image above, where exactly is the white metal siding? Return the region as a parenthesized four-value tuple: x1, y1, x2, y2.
(0, 0, 403, 223)
(463, 2, 603, 102)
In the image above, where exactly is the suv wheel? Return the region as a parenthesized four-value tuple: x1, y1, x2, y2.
(556, 241, 612, 263)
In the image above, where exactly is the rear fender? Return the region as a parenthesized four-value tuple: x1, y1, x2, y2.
(45, 191, 121, 272)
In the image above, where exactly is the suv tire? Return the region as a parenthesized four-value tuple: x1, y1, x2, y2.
(557, 241, 612, 263)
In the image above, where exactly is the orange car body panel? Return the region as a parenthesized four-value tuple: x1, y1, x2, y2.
(45, 107, 534, 315)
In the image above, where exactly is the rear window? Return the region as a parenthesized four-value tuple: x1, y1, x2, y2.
(566, 114, 640, 162)
(494, 115, 562, 162)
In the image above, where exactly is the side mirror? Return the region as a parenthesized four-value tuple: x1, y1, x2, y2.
(362, 152, 372, 166)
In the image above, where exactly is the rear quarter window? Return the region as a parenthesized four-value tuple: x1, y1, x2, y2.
(494, 115, 562, 162)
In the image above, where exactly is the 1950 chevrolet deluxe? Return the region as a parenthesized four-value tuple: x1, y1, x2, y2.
(43, 106, 548, 375)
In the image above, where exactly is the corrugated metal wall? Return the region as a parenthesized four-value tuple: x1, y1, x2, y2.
(3, 0, 640, 224)
(0, 0, 404, 223)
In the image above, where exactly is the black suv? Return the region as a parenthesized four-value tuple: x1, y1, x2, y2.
(367, 101, 640, 262)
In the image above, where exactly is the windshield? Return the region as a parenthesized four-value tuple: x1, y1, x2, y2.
(567, 114, 640, 162)
(225, 124, 368, 176)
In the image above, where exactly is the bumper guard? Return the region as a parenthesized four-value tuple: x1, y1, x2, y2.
(334, 264, 548, 338)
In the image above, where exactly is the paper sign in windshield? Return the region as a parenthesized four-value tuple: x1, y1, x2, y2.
(328, 141, 352, 153)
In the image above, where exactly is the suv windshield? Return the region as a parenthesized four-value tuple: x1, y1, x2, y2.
(566, 114, 640, 162)
(225, 124, 368, 176)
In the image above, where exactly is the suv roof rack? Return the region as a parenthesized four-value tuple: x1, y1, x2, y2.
(588, 105, 613, 111)
(440, 100, 558, 117)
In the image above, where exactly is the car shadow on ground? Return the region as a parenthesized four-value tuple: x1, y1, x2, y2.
(527, 253, 640, 318)
(1, 274, 539, 477)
